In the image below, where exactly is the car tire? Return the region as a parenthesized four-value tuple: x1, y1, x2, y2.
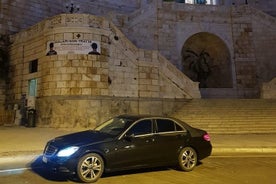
(178, 147, 197, 172)
(77, 153, 104, 183)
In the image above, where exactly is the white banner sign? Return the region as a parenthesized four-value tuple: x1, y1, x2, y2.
(46, 40, 101, 56)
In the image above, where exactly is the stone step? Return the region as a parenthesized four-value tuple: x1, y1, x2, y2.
(177, 120, 276, 125)
(193, 126, 276, 134)
(188, 123, 276, 129)
(190, 124, 276, 128)
(183, 120, 275, 124)
(172, 99, 276, 134)
(176, 117, 276, 122)
(208, 129, 276, 134)
(180, 116, 276, 119)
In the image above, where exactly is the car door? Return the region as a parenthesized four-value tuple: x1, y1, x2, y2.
(106, 119, 156, 170)
(154, 118, 188, 164)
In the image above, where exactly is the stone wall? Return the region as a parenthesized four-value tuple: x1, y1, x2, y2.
(36, 96, 187, 128)
(0, 0, 142, 35)
(261, 78, 276, 99)
(0, 0, 64, 34)
(8, 14, 199, 127)
(120, 3, 238, 95)
(233, 0, 276, 17)
(0, 0, 275, 110)
(250, 7, 276, 83)
(231, 6, 259, 97)
(117, 2, 276, 98)
(231, 6, 276, 97)
(0, 78, 10, 125)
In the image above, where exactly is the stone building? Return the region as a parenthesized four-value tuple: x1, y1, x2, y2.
(0, 0, 275, 127)
(7, 13, 199, 127)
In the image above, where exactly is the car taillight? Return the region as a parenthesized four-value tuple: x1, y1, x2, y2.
(203, 133, 211, 141)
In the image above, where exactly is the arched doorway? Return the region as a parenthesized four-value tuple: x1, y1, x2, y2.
(182, 32, 232, 89)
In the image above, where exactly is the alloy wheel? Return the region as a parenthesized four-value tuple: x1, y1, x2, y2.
(178, 147, 197, 171)
(77, 153, 104, 183)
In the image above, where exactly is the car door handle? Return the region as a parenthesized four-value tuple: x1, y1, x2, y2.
(124, 145, 134, 149)
(146, 138, 155, 143)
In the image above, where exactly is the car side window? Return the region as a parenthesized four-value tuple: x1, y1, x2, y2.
(175, 123, 184, 131)
(156, 119, 184, 133)
(126, 120, 152, 136)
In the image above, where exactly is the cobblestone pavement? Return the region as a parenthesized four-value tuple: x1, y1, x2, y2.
(0, 156, 276, 184)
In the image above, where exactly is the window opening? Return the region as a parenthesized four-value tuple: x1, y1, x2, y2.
(29, 59, 38, 73)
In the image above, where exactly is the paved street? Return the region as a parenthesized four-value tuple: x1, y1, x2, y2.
(0, 156, 276, 184)
(1, 127, 276, 183)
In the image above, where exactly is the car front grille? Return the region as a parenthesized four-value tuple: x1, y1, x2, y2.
(44, 144, 58, 156)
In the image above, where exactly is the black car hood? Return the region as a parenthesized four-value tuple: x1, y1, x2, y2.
(50, 130, 113, 148)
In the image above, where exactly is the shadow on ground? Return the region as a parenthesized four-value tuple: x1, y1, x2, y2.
(28, 156, 76, 182)
(28, 155, 203, 183)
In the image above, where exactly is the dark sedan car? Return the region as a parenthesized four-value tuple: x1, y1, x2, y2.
(42, 115, 212, 183)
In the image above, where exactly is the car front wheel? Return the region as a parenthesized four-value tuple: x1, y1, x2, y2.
(178, 147, 197, 172)
(77, 153, 104, 183)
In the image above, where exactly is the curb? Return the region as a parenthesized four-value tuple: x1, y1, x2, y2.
(0, 153, 41, 171)
(0, 154, 39, 164)
(212, 147, 276, 156)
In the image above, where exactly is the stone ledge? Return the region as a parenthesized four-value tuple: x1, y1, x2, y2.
(261, 78, 276, 99)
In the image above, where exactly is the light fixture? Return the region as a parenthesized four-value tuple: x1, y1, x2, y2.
(57, 146, 79, 157)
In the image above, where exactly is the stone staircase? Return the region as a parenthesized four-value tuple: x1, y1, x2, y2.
(171, 99, 276, 134)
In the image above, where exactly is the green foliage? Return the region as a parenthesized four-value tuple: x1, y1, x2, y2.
(0, 34, 10, 81)
(184, 49, 212, 88)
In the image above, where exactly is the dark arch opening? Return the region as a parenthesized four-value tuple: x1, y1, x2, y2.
(181, 32, 232, 88)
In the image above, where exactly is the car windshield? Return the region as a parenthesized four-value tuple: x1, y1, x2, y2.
(94, 117, 133, 136)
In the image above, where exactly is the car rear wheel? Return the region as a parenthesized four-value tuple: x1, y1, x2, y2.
(77, 153, 104, 183)
(178, 147, 197, 172)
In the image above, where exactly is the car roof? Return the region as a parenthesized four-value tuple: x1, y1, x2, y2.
(117, 114, 194, 128)
(116, 114, 186, 125)
(117, 114, 168, 120)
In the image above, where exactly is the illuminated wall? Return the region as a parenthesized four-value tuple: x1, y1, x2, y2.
(7, 13, 200, 127)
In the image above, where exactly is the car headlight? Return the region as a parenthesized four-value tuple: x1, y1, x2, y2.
(57, 146, 79, 157)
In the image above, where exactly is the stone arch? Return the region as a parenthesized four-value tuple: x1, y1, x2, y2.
(181, 32, 232, 88)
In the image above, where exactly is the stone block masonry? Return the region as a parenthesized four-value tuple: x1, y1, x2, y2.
(7, 13, 199, 127)
(36, 96, 188, 128)
(40, 54, 108, 97)
(116, 3, 276, 98)
(262, 78, 276, 99)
